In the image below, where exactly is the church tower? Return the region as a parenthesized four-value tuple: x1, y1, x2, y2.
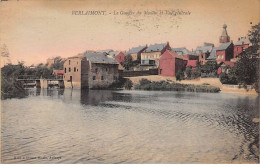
(219, 24, 230, 43)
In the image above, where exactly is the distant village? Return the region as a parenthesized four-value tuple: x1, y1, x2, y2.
(1, 24, 256, 89)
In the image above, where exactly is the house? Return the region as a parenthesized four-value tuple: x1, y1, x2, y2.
(233, 37, 250, 58)
(63, 51, 119, 89)
(115, 52, 126, 64)
(158, 50, 187, 77)
(171, 47, 198, 61)
(141, 42, 170, 67)
(195, 44, 214, 65)
(125, 45, 147, 61)
(53, 70, 64, 79)
(215, 42, 234, 63)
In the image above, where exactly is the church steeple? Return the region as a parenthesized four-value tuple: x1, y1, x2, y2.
(219, 24, 230, 43)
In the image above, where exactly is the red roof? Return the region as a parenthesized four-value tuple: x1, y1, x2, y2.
(186, 60, 197, 67)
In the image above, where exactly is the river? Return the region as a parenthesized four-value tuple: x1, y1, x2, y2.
(1, 89, 259, 163)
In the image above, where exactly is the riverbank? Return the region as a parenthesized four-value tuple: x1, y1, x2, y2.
(126, 76, 258, 95)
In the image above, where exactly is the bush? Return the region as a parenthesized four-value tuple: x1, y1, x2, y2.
(134, 79, 220, 93)
(124, 79, 133, 90)
(219, 72, 238, 84)
(176, 70, 184, 81)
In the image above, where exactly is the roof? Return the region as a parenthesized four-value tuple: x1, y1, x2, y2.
(207, 48, 217, 60)
(186, 60, 198, 67)
(171, 47, 192, 55)
(195, 45, 213, 54)
(216, 42, 232, 51)
(166, 51, 187, 60)
(82, 51, 119, 64)
(108, 51, 120, 57)
(126, 45, 147, 55)
(235, 37, 250, 46)
(144, 43, 168, 53)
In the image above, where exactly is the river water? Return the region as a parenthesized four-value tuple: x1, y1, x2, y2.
(1, 89, 259, 163)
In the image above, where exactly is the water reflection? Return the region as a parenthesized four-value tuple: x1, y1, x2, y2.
(1, 89, 259, 164)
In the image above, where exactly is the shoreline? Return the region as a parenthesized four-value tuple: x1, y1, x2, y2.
(126, 75, 259, 96)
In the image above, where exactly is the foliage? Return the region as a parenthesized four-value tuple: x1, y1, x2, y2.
(124, 79, 133, 90)
(248, 22, 260, 53)
(51, 56, 64, 70)
(185, 66, 192, 79)
(122, 55, 133, 70)
(232, 53, 258, 85)
(201, 61, 218, 75)
(134, 79, 220, 93)
(176, 70, 185, 81)
(191, 68, 201, 79)
(219, 72, 237, 85)
(1, 63, 28, 99)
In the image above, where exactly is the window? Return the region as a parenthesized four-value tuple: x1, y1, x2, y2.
(95, 68, 98, 73)
(74, 67, 76, 72)
(93, 76, 96, 80)
(69, 68, 71, 72)
(64, 76, 65, 79)
(65, 68, 66, 73)
(101, 76, 104, 80)
(69, 60, 71, 65)
(77, 69, 78, 72)
(70, 76, 72, 82)
(106, 68, 108, 72)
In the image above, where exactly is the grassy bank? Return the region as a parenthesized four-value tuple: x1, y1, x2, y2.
(134, 79, 220, 93)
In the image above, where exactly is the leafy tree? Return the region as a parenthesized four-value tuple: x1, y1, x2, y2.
(124, 79, 133, 90)
(51, 56, 64, 70)
(201, 61, 218, 75)
(123, 55, 133, 70)
(248, 22, 260, 53)
(176, 69, 184, 81)
(231, 23, 260, 92)
(185, 66, 192, 79)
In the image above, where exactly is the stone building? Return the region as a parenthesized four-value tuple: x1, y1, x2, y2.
(141, 42, 170, 67)
(125, 45, 147, 61)
(158, 50, 187, 77)
(63, 51, 119, 89)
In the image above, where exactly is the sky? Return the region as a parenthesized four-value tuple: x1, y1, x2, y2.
(0, 0, 259, 66)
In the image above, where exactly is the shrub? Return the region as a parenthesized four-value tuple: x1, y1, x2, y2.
(176, 70, 184, 81)
(124, 79, 133, 90)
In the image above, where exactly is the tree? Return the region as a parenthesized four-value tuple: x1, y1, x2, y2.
(123, 55, 133, 70)
(201, 61, 218, 75)
(51, 56, 64, 70)
(248, 22, 260, 53)
(231, 22, 260, 92)
(124, 79, 133, 90)
(176, 70, 184, 81)
(185, 66, 192, 79)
